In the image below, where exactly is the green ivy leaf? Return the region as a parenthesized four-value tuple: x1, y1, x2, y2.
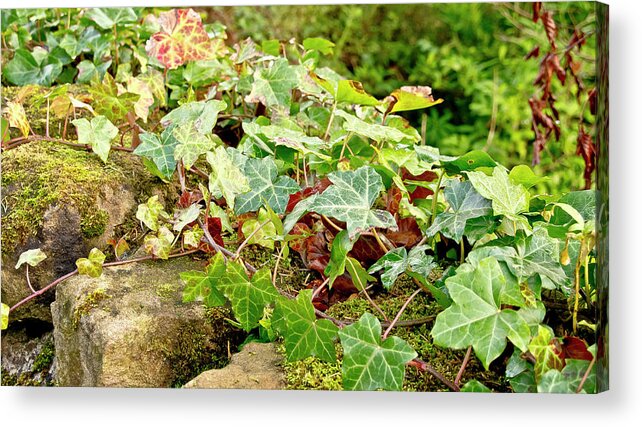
(218, 262, 280, 332)
(560, 358, 596, 393)
(467, 167, 530, 220)
(273, 290, 339, 362)
(260, 125, 330, 159)
(368, 245, 436, 290)
(335, 110, 414, 144)
(345, 257, 376, 291)
(460, 380, 492, 392)
(160, 100, 227, 135)
(431, 257, 531, 369)
(245, 58, 298, 109)
(537, 370, 575, 393)
(442, 150, 497, 174)
(426, 180, 492, 242)
(143, 226, 174, 260)
(303, 37, 335, 55)
(241, 209, 278, 250)
(509, 165, 547, 189)
(76, 248, 106, 278)
(136, 195, 169, 231)
(3, 48, 63, 86)
(15, 248, 47, 269)
(1, 303, 9, 330)
(339, 312, 417, 391)
(134, 126, 180, 181)
(85, 7, 138, 29)
(324, 230, 355, 287)
(181, 252, 226, 306)
(206, 146, 250, 207)
(310, 166, 396, 238)
(234, 156, 300, 215)
(172, 123, 221, 169)
(72, 115, 118, 163)
(505, 349, 537, 393)
(88, 74, 139, 123)
(311, 73, 379, 106)
(512, 226, 567, 288)
(386, 86, 444, 113)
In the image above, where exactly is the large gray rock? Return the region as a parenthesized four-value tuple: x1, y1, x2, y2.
(183, 342, 285, 390)
(1, 141, 175, 323)
(51, 256, 244, 388)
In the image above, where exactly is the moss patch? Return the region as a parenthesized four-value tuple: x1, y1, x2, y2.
(72, 288, 111, 328)
(80, 209, 109, 238)
(155, 282, 180, 300)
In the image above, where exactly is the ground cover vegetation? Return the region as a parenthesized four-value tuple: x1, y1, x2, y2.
(1, 3, 600, 392)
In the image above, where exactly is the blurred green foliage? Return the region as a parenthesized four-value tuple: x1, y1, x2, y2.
(211, 2, 597, 193)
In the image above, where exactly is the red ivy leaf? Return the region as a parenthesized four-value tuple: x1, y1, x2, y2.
(385, 217, 422, 248)
(561, 336, 593, 362)
(205, 216, 224, 247)
(146, 8, 228, 69)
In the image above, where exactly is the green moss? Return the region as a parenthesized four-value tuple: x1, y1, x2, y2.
(0, 338, 55, 387)
(32, 341, 55, 372)
(80, 209, 109, 238)
(72, 288, 111, 328)
(156, 282, 179, 300)
(280, 343, 343, 390)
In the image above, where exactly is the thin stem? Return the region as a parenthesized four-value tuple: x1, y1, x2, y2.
(421, 113, 427, 145)
(454, 346, 473, 387)
(352, 269, 388, 322)
(371, 228, 390, 254)
(383, 289, 420, 339)
(311, 277, 330, 300)
(573, 249, 582, 333)
(321, 215, 343, 233)
(272, 243, 286, 286)
(338, 132, 354, 160)
(429, 169, 446, 228)
(408, 359, 460, 392)
(323, 101, 338, 141)
(46, 98, 50, 138)
(460, 239, 466, 264)
(234, 219, 271, 259)
(584, 252, 591, 302)
(25, 265, 36, 294)
(576, 356, 596, 393)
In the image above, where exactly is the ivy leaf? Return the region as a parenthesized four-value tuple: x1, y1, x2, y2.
(442, 150, 497, 174)
(303, 38, 335, 55)
(310, 166, 396, 238)
(183, 228, 204, 248)
(426, 180, 492, 242)
(134, 126, 179, 181)
(146, 8, 227, 69)
(206, 147, 250, 207)
(72, 115, 118, 163)
(1, 303, 9, 330)
(143, 226, 174, 260)
(85, 8, 137, 29)
(335, 110, 414, 144)
(345, 257, 376, 291)
(260, 125, 331, 159)
(528, 325, 564, 381)
(136, 195, 169, 232)
(3, 48, 62, 86)
(173, 203, 201, 233)
(512, 227, 567, 287)
(505, 350, 537, 393)
(431, 257, 531, 369)
(311, 73, 379, 106)
(324, 230, 355, 287)
(160, 100, 227, 135)
(385, 86, 444, 113)
(339, 312, 417, 391)
(181, 252, 226, 306)
(15, 248, 47, 269)
(241, 209, 278, 250)
(76, 248, 106, 278)
(245, 58, 298, 109)
(172, 123, 220, 169)
(234, 156, 300, 215)
(467, 167, 530, 220)
(509, 165, 547, 189)
(4, 101, 31, 137)
(88, 74, 139, 123)
(126, 76, 155, 123)
(273, 290, 339, 362)
(217, 262, 280, 332)
(460, 380, 492, 392)
(560, 358, 596, 394)
(537, 370, 575, 393)
(368, 245, 436, 290)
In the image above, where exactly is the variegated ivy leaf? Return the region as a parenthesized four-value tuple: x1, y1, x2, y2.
(240, 209, 278, 250)
(87, 74, 139, 123)
(1, 303, 9, 330)
(183, 228, 204, 248)
(310, 166, 396, 238)
(145, 8, 228, 70)
(260, 125, 331, 159)
(172, 123, 221, 169)
(385, 85, 444, 113)
(126, 76, 154, 123)
(76, 248, 106, 278)
(217, 262, 280, 332)
(15, 248, 47, 269)
(245, 58, 298, 109)
(143, 226, 174, 260)
(4, 101, 30, 137)
(368, 245, 436, 290)
(426, 180, 493, 242)
(272, 290, 339, 362)
(161, 100, 227, 135)
(528, 325, 564, 381)
(310, 72, 379, 106)
(335, 110, 415, 144)
(234, 156, 299, 215)
(72, 115, 119, 163)
(181, 252, 226, 306)
(339, 312, 417, 391)
(431, 257, 531, 370)
(467, 167, 530, 221)
(206, 146, 250, 207)
(513, 226, 568, 288)
(136, 195, 169, 232)
(173, 203, 201, 233)
(134, 126, 180, 181)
